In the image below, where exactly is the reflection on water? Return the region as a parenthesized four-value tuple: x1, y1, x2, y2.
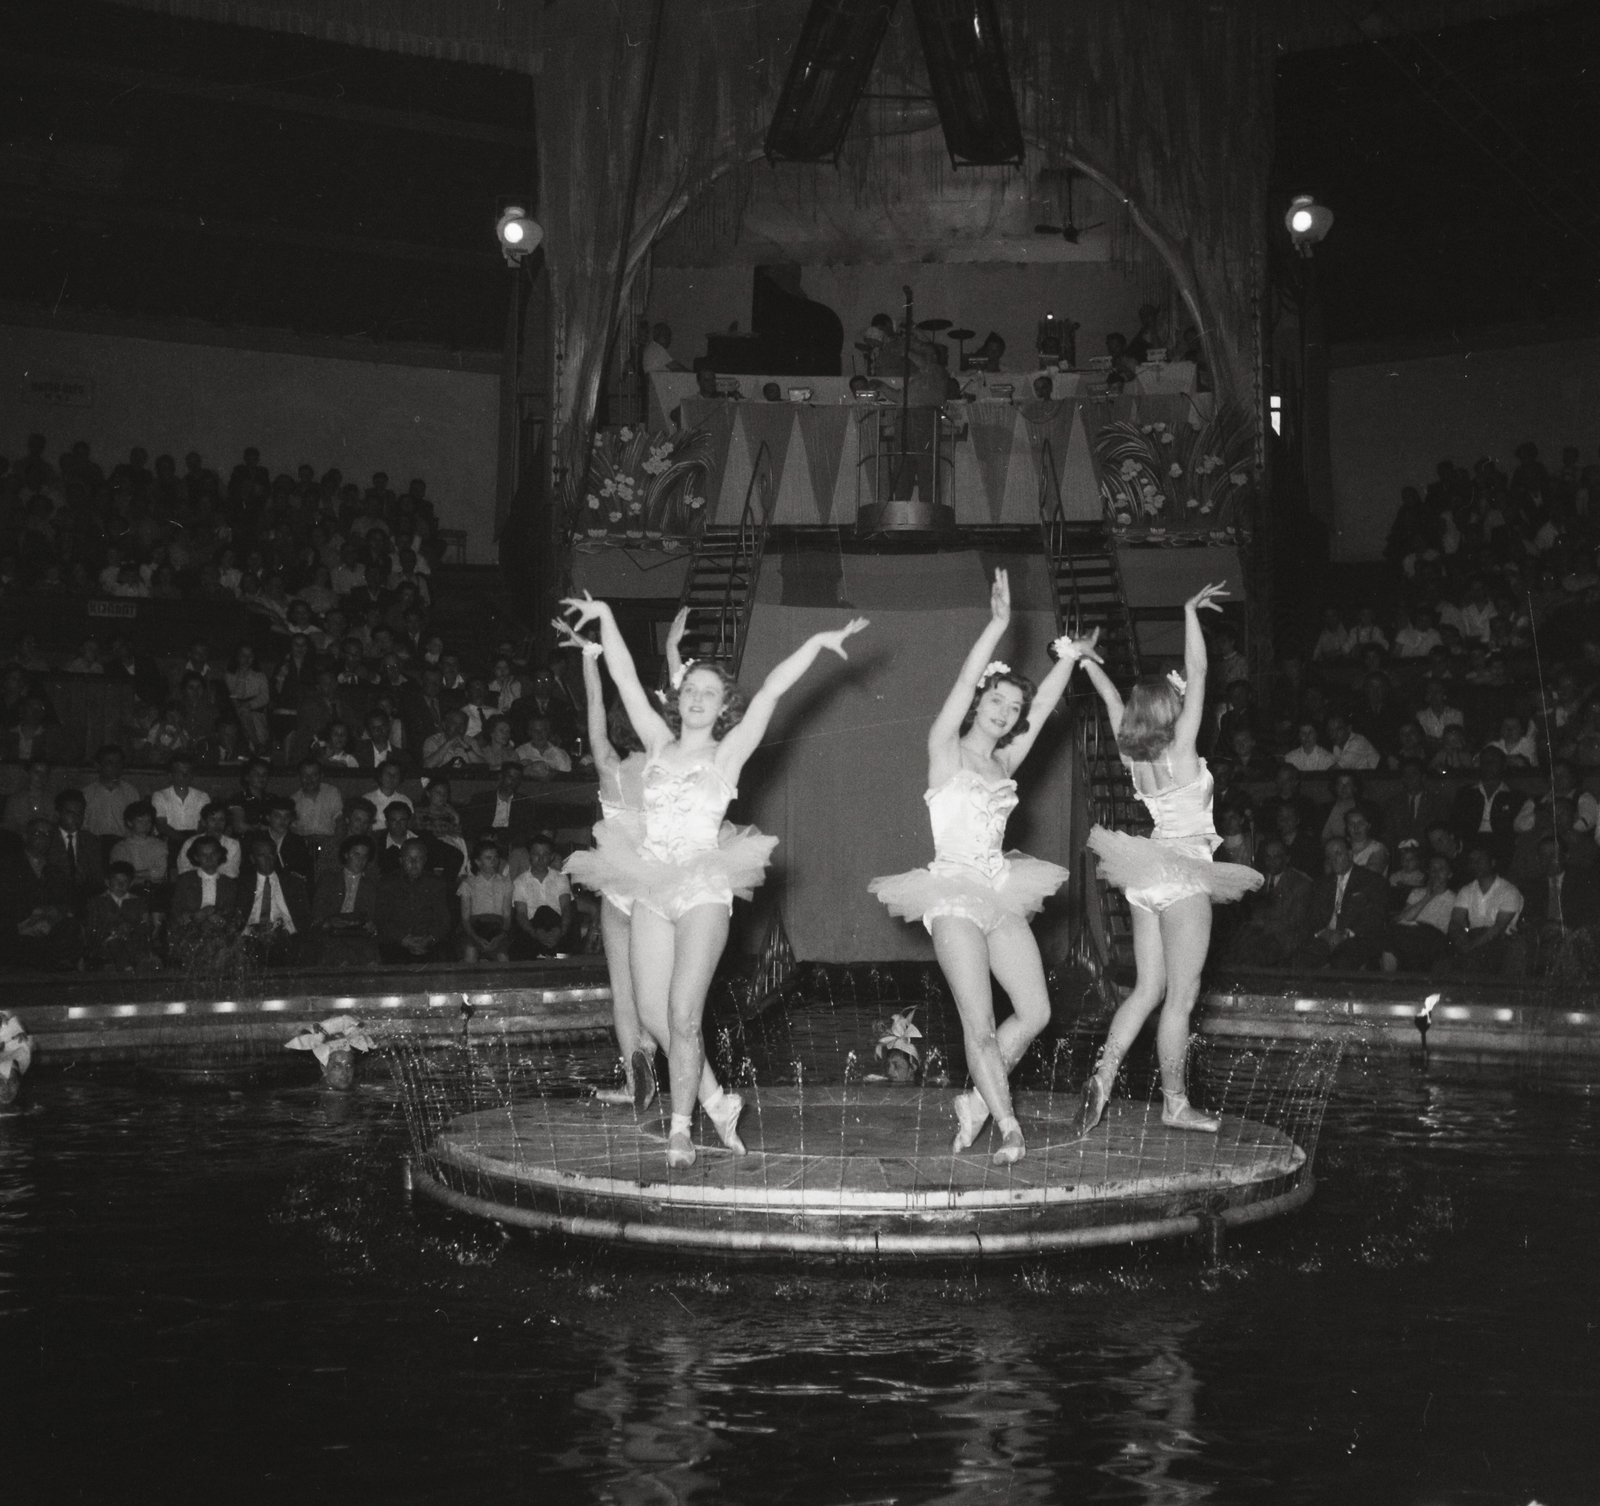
(2, 1053, 1598, 1503)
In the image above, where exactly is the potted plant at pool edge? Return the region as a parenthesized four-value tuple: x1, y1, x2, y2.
(285, 1014, 376, 1090)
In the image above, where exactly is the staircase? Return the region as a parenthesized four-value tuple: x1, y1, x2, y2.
(1038, 459, 1144, 976)
(673, 442, 777, 676)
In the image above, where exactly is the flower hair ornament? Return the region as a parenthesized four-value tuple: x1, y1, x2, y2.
(978, 660, 1011, 686)
(670, 657, 695, 691)
(875, 1008, 923, 1064)
(1167, 669, 1188, 696)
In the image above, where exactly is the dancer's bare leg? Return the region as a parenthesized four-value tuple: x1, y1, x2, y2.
(985, 918, 1053, 1072)
(1077, 904, 1166, 1133)
(627, 904, 721, 1113)
(933, 917, 1015, 1121)
(1155, 895, 1217, 1129)
(602, 899, 650, 1062)
(664, 903, 729, 1120)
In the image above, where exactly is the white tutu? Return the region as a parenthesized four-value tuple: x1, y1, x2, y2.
(1087, 825, 1263, 914)
(870, 852, 1069, 936)
(565, 816, 776, 921)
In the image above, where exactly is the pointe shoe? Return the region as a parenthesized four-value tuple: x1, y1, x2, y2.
(706, 1092, 747, 1156)
(1161, 1091, 1220, 1134)
(1075, 1075, 1110, 1136)
(630, 1048, 658, 1111)
(666, 1130, 696, 1169)
(992, 1122, 1026, 1166)
(951, 1091, 990, 1154)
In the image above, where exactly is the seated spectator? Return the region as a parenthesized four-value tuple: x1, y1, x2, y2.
(1429, 724, 1475, 773)
(84, 862, 156, 972)
(1509, 836, 1600, 975)
(316, 720, 361, 770)
(1284, 720, 1336, 773)
(1488, 714, 1539, 768)
(1312, 609, 1350, 662)
(261, 799, 315, 889)
(110, 802, 170, 890)
(1, 817, 83, 971)
(423, 709, 484, 771)
(151, 756, 209, 845)
(1321, 772, 1363, 843)
(1274, 799, 1324, 878)
(512, 836, 573, 954)
(1447, 845, 1523, 975)
(177, 803, 242, 879)
(477, 715, 520, 768)
(412, 778, 467, 854)
(236, 834, 308, 966)
(1441, 578, 1496, 644)
(1348, 606, 1389, 654)
(1226, 727, 1273, 780)
(1260, 763, 1322, 835)
(376, 838, 453, 963)
(1345, 805, 1388, 876)
(1223, 836, 1313, 967)
(404, 667, 456, 754)
(3, 698, 60, 763)
(1451, 746, 1519, 869)
(228, 758, 274, 836)
(1415, 680, 1464, 746)
(1293, 835, 1389, 971)
(465, 763, 540, 844)
(363, 761, 410, 831)
(374, 801, 417, 871)
(1393, 607, 1443, 660)
(291, 759, 344, 856)
(354, 709, 407, 772)
(514, 716, 574, 780)
(1390, 720, 1429, 770)
(1215, 803, 1255, 868)
(1351, 674, 1404, 756)
(1210, 679, 1254, 754)
(64, 636, 106, 674)
(1388, 838, 1428, 898)
(173, 674, 226, 762)
(1380, 855, 1457, 973)
(1382, 758, 1450, 850)
(226, 644, 272, 752)
(83, 746, 141, 861)
(310, 835, 380, 968)
(48, 789, 104, 905)
(4, 759, 54, 834)
(1514, 759, 1596, 842)
(1326, 712, 1380, 770)
(458, 837, 514, 964)
(316, 800, 376, 889)
(127, 703, 187, 767)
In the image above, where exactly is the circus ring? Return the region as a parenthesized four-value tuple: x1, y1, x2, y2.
(409, 1084, 1312, 1262)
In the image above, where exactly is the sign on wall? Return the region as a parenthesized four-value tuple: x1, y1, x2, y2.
(21, 370, 95, 408)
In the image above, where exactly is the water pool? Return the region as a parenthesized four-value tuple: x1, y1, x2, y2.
(4, 1044, 1596, 1504)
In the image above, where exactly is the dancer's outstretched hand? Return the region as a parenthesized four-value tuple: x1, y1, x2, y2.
(990, 569, 1011, 627)
(665, 606, 690, 655)
(1184, 582, 1229, 615)
(1054, 627, 1103, 664)
(552, 618, 601, 657)
(560, 591, 609, 629)
(816, 618, 870, 659)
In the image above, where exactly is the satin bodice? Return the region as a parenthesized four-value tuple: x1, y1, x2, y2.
(925, 769, 1017, 879)
(1127, 757, 1220, 850)
(599, 751, 647, 822)
(641, 758, 736, 862)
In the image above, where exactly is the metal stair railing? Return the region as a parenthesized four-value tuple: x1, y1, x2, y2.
(675, 440, 776, 675)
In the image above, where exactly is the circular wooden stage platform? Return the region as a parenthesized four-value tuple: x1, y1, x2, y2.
(413, 1085, 1313, 1261)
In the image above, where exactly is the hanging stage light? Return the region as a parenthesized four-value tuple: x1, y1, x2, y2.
(1285, 194, 1334, 256)
(496, 205, 542, 266)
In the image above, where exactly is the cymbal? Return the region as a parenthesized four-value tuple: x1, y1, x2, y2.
(916, 318, 953, 332)
(947, 328, 976, 340)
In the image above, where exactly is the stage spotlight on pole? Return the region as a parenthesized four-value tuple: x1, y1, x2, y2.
(496, 205, 542, 266)
(1285, 194, 1333, 257)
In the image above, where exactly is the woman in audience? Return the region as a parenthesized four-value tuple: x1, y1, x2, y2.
(1284, 720, 1336, 773)
(225, 643, 272, 753)
(1345, 805, 1389, 876)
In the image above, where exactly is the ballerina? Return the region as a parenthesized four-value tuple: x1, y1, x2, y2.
(557, 608, 706, 1110)
(868, 568, 1085, 1165)
(1074, 583, 1263, 1135)
(562, 590, 869, 1169)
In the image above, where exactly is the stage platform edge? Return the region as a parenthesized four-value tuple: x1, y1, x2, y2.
(414, 1086, 1314, 1262)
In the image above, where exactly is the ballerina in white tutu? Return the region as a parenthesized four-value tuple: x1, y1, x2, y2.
(562, 590, 869, 1170)
(558, 609, 721, 1111)
(869, 568, 1086, 1165)
(1075, 582, 1263, 1136)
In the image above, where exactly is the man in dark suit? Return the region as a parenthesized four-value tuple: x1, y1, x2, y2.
(403, 667, 457, 757)
(1450, 745, 1520, 870)
(353, 709, 409, 773)
(0, 817, 84, 969)
(236, 834, 310, 965)
(507, 666, 577, 745)
(463, 763, 542, 845)
(1506, 835, 1600, 975)
(1260, 764, 1323, 837)
(375, 802, 463, 886)
(1225, 837, 1313, 967)
(376, 838, 454, 963)
(1293, 835, 1388, 971)
(261, 799, 316, 891)
(1273, 801, 1324, 880)
(45, 789, 104, 909)
(1382, 757, 1451, 851)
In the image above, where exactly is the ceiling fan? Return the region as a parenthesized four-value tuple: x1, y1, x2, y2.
(1034, 168, 1105, 243)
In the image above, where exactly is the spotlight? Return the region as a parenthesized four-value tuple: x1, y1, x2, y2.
(1285, 194, 1333, 257)
(496, 205, 542, 266)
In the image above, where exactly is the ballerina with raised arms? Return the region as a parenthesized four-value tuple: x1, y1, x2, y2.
(869, 568, 1090, 1165)
(562, 590, 869, 1170)
(1074, 582, 1263, 1136)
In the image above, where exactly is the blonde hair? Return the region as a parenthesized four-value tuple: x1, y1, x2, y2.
(1116, 677, 1183, 762)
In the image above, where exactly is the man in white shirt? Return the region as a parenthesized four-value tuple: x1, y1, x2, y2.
(1393, 608, 1444, 659)
(1448, 845, 1523, 974)
(640, 322, 685, 374)
(512, 836, 573, 950)
(292, 758, 345, 846)
(1326, 713, 1380, 770)
(152, 755, 210, 841)
(514, 717, 573, 779)
(363, 762, 410, 831)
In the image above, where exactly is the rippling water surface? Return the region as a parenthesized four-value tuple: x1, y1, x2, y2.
(3, 1041, 1597, 1504)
